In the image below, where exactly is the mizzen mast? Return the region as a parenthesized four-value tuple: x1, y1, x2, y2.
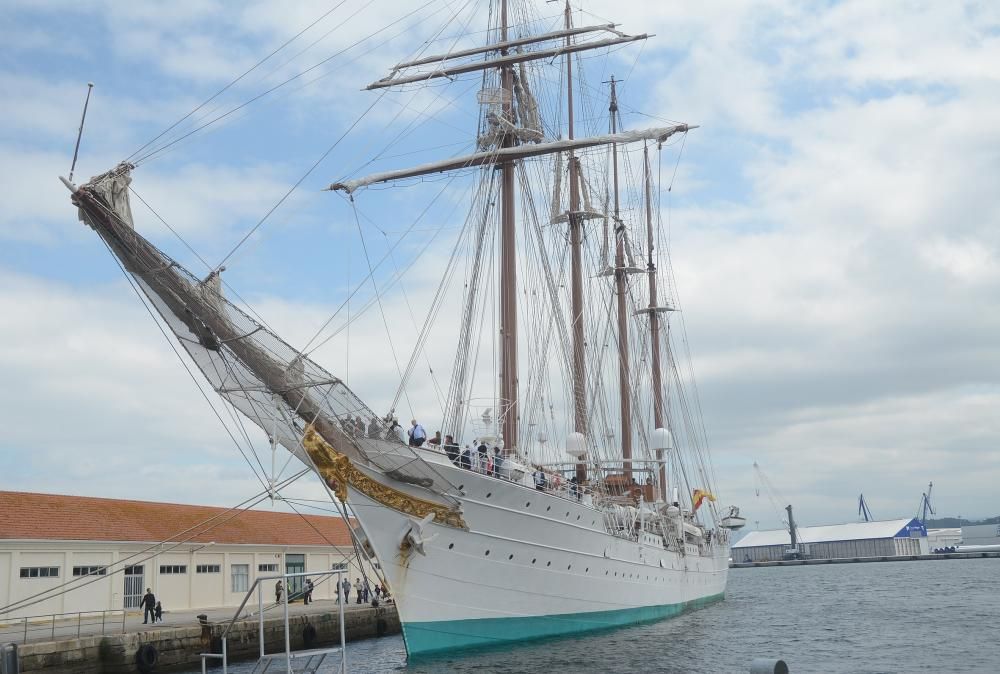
(638, 144, 672, 502)
(608, 76, 633, 483)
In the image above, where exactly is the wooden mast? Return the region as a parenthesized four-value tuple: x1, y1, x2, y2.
(565, 0, 588, 484)
(643, 145, 667, 502)
(609, 76, 633, 483)
(499, 0, 518, 451)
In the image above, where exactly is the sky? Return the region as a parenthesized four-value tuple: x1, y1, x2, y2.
(1, 0, 998, 531)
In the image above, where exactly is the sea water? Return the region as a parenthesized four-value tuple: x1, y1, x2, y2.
(186, 558, 999, 673)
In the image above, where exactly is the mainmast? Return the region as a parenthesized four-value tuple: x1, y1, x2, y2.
(609, 76, 633, 483)
(565, 0, 588, 484)
(499, 0, 518, 450)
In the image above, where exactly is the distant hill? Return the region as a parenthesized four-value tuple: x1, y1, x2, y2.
(926, 515, 1000, 528)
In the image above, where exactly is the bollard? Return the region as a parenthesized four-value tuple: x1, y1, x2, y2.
(750, 658, 788, 674)
(1, 643, 18, 674)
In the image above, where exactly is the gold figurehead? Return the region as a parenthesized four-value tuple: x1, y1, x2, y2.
(302, 426, 467, 530)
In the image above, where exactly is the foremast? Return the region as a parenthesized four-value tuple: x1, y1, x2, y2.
(499, 0, 519, 454)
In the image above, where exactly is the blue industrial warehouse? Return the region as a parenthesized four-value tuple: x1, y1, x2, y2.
(732, 518, 929, 563)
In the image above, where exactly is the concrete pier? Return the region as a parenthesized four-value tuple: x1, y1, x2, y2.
(730, 550, 1000, 568)
(8, 601, 399, 673)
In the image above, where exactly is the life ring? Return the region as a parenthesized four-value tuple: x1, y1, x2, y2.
(302, 623, 318, 647)
(135, 643, 158, 672)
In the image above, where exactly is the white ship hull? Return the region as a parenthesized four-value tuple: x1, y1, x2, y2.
(348, 455, 729, 656)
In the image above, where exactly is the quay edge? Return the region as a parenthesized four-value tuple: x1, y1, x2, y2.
(12, 605, 399, 674)
(730, 550, 1000, 568)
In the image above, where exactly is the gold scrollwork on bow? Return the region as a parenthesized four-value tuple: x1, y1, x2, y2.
(302, 426, 467, 530)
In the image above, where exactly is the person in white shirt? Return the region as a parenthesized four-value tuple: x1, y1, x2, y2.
(408, 419, 427, 447)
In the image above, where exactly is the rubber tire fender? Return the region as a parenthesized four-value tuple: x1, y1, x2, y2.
(135, 643, 158, 673)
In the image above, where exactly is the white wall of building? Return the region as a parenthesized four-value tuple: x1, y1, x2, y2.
(0, 541, 375, 619)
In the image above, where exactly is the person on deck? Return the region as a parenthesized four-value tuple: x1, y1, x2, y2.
(428, 431, 442, 446)
(140, 589, 156, 624)
(444, 435, 460, 464)
(492, 447, 503, 478)
(461, 445, 472, 470)
(477, 441, 488, 473)
(533, 468, 547, 491)
(408, 420, 427, 447)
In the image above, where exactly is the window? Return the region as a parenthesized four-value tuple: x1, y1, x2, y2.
(160, 565, 187, 574)
(258, 563, 278, 572)
(20, 567, 59, 578)
(72, 566, 107, 577)
(196, 564, 221, 574)
(231, 564, 249, 592)
(331, 561, 348, 571)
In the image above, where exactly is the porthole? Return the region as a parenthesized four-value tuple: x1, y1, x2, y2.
(546, 506, 551, 511)
(458, 485, 464, 490)
(532, 558, 537, 564)
(565, 511, 570, 517)
(567, 565, 572, 570)
(605, 570, 609, 575)
(546, 561, 551, 567)
(591, 520, 595, 525)
(576, 515, 581, 520)
(448, 543, 454, 549)
(508, 554, 514, 560)
(486, 492, 492, 498)
(526, 502, 531, 508)
(485, 550, 490, 556)
(586, 567, 589, 573)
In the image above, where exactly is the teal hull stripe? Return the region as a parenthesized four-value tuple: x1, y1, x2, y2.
(401, 592, 725, 656)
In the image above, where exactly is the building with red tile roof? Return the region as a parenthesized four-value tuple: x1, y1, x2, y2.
(0, 491, 370, 617)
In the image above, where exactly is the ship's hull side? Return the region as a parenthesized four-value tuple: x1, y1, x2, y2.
(346, 460, 729, 656)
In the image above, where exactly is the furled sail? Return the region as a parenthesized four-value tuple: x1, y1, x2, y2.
(65, 164, 458, 501)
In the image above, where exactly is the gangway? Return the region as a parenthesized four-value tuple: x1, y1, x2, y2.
(200, 569, 347, 674)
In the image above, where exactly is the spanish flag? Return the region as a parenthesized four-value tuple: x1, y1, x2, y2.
(692, 489, 716, 511)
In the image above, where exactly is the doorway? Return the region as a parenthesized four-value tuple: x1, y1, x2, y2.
(285, 554, 305, 599)
(123, 565, 144, 609)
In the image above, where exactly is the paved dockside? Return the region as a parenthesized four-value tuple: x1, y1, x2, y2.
(8, 600, 399, 673)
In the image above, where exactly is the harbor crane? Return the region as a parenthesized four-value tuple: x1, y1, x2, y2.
(858, 493, 874, 522)
(916, 481, 935, 525)
(753, 462, 805, 559)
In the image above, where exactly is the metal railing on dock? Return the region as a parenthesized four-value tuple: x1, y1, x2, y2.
(0, 609, 125, 644)
(200, 569, 347, 674)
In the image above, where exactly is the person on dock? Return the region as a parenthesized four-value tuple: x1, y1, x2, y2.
(154, 601, 163, 623)
(304, 578, 314, 605)
(341, 576, 351, 604)
(428, 430, 442, 446)
(354, 578, 363, 604)
(275, 580, 283, 604)
(140, 588, 156, 624)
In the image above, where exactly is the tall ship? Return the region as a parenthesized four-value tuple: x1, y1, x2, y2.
(61, 0, 743, 657)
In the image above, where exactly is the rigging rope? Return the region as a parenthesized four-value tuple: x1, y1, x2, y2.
(125, 0, 353, 163)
